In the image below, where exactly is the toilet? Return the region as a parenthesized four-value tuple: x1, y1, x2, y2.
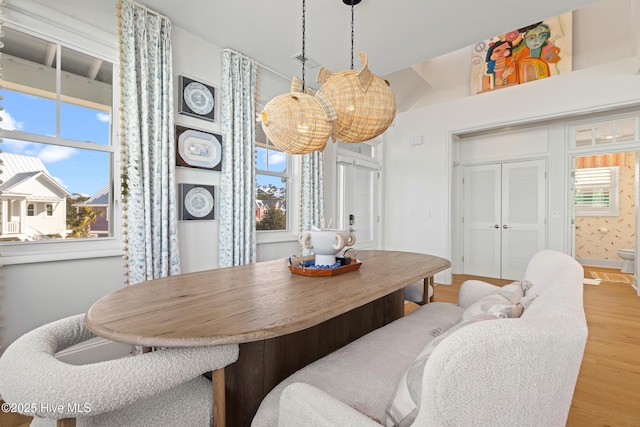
(617, 248, 635, 274)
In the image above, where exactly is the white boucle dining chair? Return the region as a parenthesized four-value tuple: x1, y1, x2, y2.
(0, 314, 239, 427)
(404, 278, 434, 305)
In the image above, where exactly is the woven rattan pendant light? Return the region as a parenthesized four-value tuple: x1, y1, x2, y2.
(260, 0, 332, 154)
(315, 0, 396, 143)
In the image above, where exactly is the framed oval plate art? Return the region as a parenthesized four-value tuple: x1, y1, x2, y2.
(176, 125, 223, 171)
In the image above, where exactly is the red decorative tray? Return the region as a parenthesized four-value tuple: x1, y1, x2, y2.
(288, 257, 362, 277)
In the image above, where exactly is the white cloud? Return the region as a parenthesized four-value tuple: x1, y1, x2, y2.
(38, 145, 77, 163)
(0, 110, 25, 131)
(268, 152, 287, 165)
(96, 112, 110, 123)
(2, 139, 33, 152)
(2, 139, 77, 164)
(0, 109, 76, 163)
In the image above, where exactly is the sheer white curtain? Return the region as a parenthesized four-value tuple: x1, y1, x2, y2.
(219, 49, 257, 267)
(119, 0, 180, 285)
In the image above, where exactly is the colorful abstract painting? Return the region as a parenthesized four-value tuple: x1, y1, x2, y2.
(471, 13, 572, 94)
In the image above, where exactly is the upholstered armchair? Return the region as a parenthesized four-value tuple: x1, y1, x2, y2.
(0, 314, 239, 426)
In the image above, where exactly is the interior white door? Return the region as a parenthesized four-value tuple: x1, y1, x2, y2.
(500, 160, 547, 279)
(336, 157, 379, 249)
(463, 160, 547, 279)
(463, 164, 502, 277)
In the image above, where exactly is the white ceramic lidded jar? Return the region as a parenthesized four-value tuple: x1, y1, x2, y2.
(299, 228, 356, 267)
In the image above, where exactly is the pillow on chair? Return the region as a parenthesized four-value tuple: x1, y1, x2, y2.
(460, 280, 536, 321)
(385, 312, 501, 427)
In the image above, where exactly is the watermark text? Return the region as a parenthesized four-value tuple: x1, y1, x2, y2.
(1, 402, 92, 414)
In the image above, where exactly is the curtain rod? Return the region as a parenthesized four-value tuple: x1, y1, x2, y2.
(126, 0, 170, 21)
(222, 48, 290, 83)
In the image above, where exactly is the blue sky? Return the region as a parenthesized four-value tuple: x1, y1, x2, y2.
(1, 89, 111, 196)
(255, 146, 287, 190)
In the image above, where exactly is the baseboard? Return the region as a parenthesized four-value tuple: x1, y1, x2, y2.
(55, 337, 132, 365)
(576, 257, 623, 270)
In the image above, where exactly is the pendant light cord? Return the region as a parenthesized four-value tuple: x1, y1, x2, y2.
(350, 2, 355, 70)
(301, 0, 306, 91)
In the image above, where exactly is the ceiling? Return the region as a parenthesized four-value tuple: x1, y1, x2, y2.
(21, 0, 603, 111)
(130, 0, 599, 80)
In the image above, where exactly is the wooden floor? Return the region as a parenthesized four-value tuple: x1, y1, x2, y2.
(0, 407, 30, 427)
(2, 267, 639, 427)
(422, 267, 640, 427)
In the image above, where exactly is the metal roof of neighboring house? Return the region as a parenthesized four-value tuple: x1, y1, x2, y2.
(0, 153, 50, 180)
(77, 184, 109, 206)
(0, 171, 41, 191)
(26, 195, 66, 202)
(259, 199, 282, 208)
(0, 167, 69, 199)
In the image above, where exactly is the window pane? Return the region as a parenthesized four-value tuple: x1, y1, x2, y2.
(614, 118, 636, 143)
(256, 146, 268, 170)
(60, 102, 111, 145)
(574, 124, 593, 147)
(575, 167, 618, 216)
(60, 46, 113, 144)
(1, 29, 58, 139)
(1, 89, 57, 136)
(256, 174, 287, 231)
(594, 121, 614, 145)
(0, 142, 111, 241)
(256, 142, 287, 173)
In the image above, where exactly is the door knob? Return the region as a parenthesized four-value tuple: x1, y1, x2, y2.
(490, 224, 499, 229)
(503, 224, 512, 229)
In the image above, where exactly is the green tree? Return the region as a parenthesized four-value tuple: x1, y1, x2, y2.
(66, 194, 100, 238)
(256, 205, 286, 230)
(257, 184, 281, 201)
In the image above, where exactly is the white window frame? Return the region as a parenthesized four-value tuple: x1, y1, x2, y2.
(575, 166, 619, 216)
(1, 2, 122, 265)
(255, 138, 301, 244)
(570, 115, 640, 148)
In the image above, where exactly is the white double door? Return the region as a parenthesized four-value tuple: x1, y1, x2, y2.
(463, 159, 547, 279)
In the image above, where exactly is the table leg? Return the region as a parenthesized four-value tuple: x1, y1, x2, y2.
(213, 368, 226, 427)
(224, 291, 404, 426)
(423, 276, 434, 304)
(57, 419, 76, 427)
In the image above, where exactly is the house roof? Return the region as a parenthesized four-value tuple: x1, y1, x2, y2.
(0, 171, 41, 192)
(77, 184, 110, 206)
(0, 169, 70, 200)
(0, 153, 50, 180)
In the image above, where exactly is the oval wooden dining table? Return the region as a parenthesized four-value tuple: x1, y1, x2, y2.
(85, 250, 451, 427)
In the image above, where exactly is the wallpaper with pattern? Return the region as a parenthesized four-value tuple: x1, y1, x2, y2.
(575, 152, 636, 262)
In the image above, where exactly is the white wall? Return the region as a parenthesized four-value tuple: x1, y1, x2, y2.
(1, 257, 125, 351)
(172, 26, 223, 273)
(384, 58, 640, 283)
(407, 0, 636, 111)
